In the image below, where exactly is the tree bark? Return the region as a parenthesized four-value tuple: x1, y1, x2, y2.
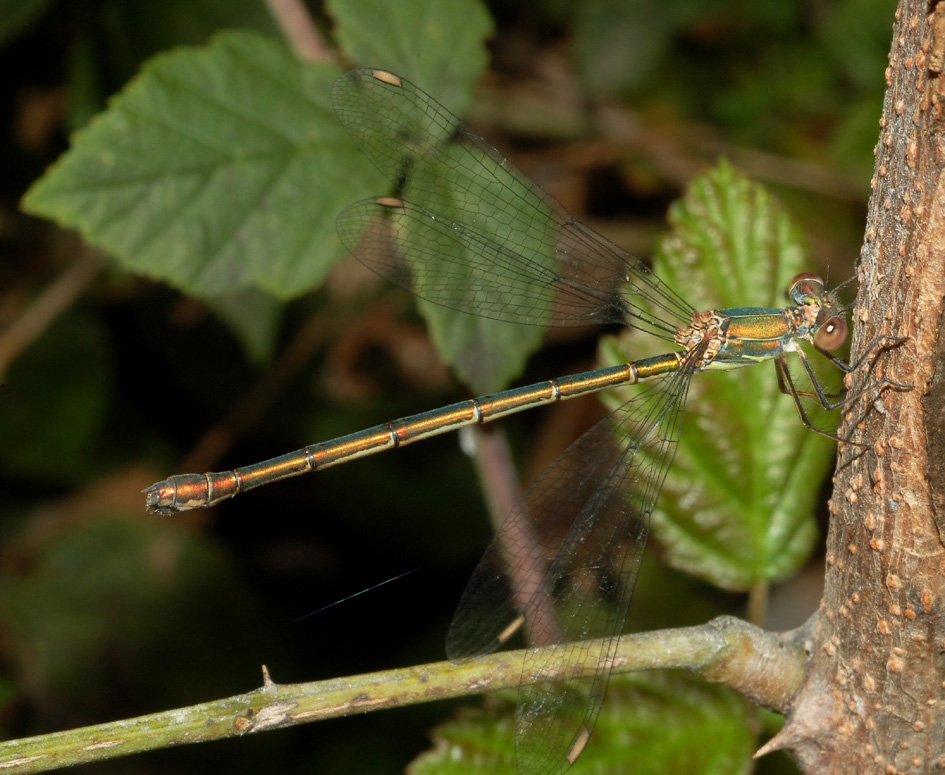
(766, 1, 945, 771)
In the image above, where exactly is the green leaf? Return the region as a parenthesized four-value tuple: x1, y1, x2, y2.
(332, 67, 547, 393)
(206, 287, 283, 365)
(406, 128, 551, 393)
(24, 22, 504, 378)
(330, 1, 519, 391)
(23, 31, 380, 299)
(422, 300, 545, 394)
(410, 671, 756, 775)
(600, 161, 837, 590)
(328, 0, 494, 114)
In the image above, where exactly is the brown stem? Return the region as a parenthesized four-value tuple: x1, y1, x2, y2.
(465, 425, 564, 647)
(263, 0, 332, 63)
(0, 250, 100, 380)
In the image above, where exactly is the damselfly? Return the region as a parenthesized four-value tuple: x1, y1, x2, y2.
(145, 69, 893, 775)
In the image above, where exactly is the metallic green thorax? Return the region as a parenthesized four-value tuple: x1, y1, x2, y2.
(711, 307, 798, 369)
(674, 305, 819, 373)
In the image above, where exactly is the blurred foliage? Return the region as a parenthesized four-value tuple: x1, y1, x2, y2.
(0, 0, 895, 773)
(513, 0, 892, 175)
(412, 672, 758, 775)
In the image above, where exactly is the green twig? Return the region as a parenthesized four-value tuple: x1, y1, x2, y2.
(0, 616, 807, 773)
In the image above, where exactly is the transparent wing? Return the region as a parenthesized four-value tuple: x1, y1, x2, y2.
(332, 69, 693, 338)
(446, 349, 698, 775)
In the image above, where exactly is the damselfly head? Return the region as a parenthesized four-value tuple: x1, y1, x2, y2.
(788, 272, 849, 351)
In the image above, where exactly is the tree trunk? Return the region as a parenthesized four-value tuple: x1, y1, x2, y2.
(769, 0, 945, 771)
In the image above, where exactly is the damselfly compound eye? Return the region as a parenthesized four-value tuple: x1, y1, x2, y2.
(789, 272, 825, 304)
(814, 316, 848, 350)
